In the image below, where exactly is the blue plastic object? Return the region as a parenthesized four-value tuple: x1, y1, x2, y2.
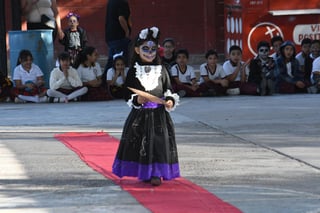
(9, 30, 54, 88)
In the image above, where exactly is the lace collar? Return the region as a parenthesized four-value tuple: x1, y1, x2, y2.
(134, 62, 162, 91)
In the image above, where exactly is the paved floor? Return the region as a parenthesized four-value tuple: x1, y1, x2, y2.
(1, 94, 320, 213)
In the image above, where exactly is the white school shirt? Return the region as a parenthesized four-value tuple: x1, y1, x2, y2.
(170, 64, 196, 84)
(13, 63, 44, 84)
(222, 60, 248, 81)
(311, 56, 320, 83)
(106, 67, 129, 86)
(199, 63, 226, 84)
(77, 63, 103, 82)
(49, 67, 83, 90)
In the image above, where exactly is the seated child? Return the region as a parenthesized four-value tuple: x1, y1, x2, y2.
(222, 45, 249, 95)
(245, 41, 275, 96)
(275, 41, 309, 94)
(199, 50, 228, 96)
(171, 49, 204, 97)
(304, 39, 320, 85)
(161, 38, 176, 75)
(75, 46, 112, 101)
(295, 38, 312, 73)
(47, 52, 88, 103)
(270, 36, 284, 61)
(106, 53, 129, 99)
(13, 49, 47, 103)
(309, 56, 320, 93)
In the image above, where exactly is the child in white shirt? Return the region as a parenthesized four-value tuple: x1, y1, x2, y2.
(171, 49, 204, 97)
(47, 52, 88, 103)
(199, 50, 228, 96)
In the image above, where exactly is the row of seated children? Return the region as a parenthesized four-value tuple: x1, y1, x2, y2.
(2, 38, 320, 103)
(166, 39, 320, 97)
(7, 47, 127, 103)
(270, 36, 320, 93)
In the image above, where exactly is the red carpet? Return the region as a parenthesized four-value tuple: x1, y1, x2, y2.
(55, 132, 242, 213)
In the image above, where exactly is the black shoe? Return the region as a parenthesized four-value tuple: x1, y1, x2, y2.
(150, 176, 161, 186)
(48, 97, 54, 103)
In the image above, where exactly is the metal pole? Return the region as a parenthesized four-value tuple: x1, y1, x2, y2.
(0, 0, 7, 76)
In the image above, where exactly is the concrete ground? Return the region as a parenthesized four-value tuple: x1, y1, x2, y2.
(0, 94, 320, 213)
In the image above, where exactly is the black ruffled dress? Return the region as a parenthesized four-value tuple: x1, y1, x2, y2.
(112, 62, 180, 181)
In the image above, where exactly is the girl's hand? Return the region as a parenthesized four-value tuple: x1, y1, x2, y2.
(165, 100, 173, 109)
(26, 82, 35, 89)
(137, 95, 147, 104)
(36, 79, 44, 87)
(63, 69, 68, 78)
(115, 69, 122, 77)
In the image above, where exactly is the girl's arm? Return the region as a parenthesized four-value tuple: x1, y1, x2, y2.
(36, 76, 45, 87)
(14, 80, 26, 89)
(67, 69, 83, 88)
(50, 71, 65, 90)
(109, 70, 120, 86)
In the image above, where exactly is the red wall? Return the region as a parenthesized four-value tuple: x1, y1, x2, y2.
(6, 0, 318, 63)
(129, 0, 223, 53)
(5, 0, 224, 58)
(241, 0, 320, 60)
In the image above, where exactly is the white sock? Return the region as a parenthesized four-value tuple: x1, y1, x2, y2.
(67, 87, 88, 100)
(18, 95, 39, 103)
(47, 89, 67, 99)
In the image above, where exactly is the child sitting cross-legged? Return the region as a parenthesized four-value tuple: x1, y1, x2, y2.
(171, 49, 205, 97)
(47, 52, 88, 103)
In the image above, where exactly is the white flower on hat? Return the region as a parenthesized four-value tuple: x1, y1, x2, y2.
(139, 28, 148, 40)
(150, 27, 159, 38)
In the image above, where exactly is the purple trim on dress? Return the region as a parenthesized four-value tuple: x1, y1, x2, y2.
(142, 101, 161, 109)
(112, 158, 180, 180)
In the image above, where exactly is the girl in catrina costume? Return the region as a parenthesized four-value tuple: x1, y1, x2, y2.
(112, 27, 180, 186)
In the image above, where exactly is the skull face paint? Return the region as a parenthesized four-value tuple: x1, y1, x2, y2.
(137, 41, 158, 63)
(258, 47, 270, 60)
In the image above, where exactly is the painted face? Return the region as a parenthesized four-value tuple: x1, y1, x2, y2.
(136, 41, 158, 63)
(114, 59, 125, 71)
(59, 59, 71, 71)
(258, 47, 270, 60)
(207, 54, 218, 66)
(229, 50, 242, 64)
(20, 56, 33, 71)
(68, 16, 79, 30)
(176, 53, 188, 67)
(283, 45, 294, 59)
